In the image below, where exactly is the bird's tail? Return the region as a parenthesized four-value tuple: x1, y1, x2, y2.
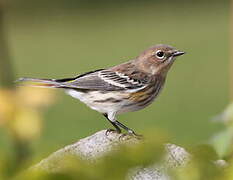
(16, 77, 62, 88)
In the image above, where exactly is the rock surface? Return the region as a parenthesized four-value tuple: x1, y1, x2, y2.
(33, 130, 191, 179)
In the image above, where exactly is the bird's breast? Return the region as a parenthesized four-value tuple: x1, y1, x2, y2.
(118, 80, 165, 113)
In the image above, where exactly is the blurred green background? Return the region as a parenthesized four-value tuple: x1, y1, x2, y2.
(0, 0, 230, 159)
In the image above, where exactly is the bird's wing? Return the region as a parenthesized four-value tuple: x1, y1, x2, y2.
(56, 68, 149, 91)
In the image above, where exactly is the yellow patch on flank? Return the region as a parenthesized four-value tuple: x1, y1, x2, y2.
(128, 90, 149, 102)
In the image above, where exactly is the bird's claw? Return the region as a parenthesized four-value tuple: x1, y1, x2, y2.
(105, 129, 120, 136)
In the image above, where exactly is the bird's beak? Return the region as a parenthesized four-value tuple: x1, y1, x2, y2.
(172, 51, 185, 57)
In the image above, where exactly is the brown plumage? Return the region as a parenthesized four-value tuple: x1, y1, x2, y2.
(17, 44, 185, 136)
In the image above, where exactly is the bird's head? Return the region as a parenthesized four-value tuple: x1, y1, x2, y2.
(136, 44, 185, 75)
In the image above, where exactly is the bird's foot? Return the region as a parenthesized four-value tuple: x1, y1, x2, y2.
(105, 128, 121, 136)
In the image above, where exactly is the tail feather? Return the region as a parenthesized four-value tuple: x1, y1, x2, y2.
(16, 77, 62, 88)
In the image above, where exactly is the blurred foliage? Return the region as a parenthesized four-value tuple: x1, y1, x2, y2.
(5, 136, 229, 180)
(210, 103, 233, 159)
(3, 138, 232, 180)
(171, 145, 223, 180)
(0, 87, 56, 177)
(0, 87, 56, 141)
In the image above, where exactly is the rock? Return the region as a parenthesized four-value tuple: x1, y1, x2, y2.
(32, 130, 191, 179)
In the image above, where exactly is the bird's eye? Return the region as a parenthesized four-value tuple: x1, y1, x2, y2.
(155, 50, 165, 59)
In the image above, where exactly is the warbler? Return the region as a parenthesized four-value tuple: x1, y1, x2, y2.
(18, 44, 185, 136)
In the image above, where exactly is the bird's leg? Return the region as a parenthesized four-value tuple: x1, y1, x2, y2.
(114, 120, 142, 138)
(103, 114, 121, 135)
(103, 113, 142, 138)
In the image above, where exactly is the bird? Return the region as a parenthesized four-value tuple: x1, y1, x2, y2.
(17, 44, 185, 136)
